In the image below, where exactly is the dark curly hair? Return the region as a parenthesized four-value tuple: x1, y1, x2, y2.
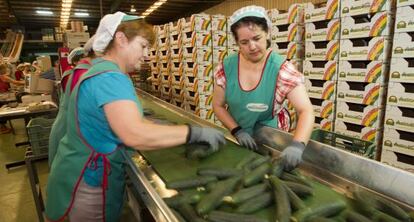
(230, 16, 271, 48)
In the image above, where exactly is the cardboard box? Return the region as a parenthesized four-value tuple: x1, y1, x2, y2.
(182, 14, 211, 32)
(182, 46, 212, 63)
(227, 47, 239, 56)
(305, 0, 340, 23)
(305, 19, 340, 42)
(227, 32, 237, 47)
(169, 19, 183, 35)
(305, 40, 339, 60)
(160, 84, 172, 96)
(160, 61, 169, 73)
(397, 0, 414, 7)
(182, 31, 212, 47)
(384, 105, 414, 132)
(158, 35, 169, 47)
(272, 42, 304, 60)
(159, 46, 170, 61)
(213, 47, 228, 64)
(211, 15, 227, 32)
(271, 4, 305, 25)
(184, 62, 213, 80)
(151, 81, 161, 93)
(392, 32, 414, 58)
(171, 74, 184, 88)
(272, 23, 304, 43)
(171, 98, 185, 108)
(199, 108, 215, 123)
(336, 101, 384, 127)
(169, 59, 184, 75)
(160, 73, 171, 85)
(339, 36, 391, 61)
(337, 81, 386, 106)
(169, 46, 182, 60)
(310, 98, 335, 119)
(303, 60, 338, 80)
(382, 127, 414, 157)
(214, 117, 224, 127)
(150, 72, 160, 82)
(387, 82, 414, 108)
(314, 117, 334, 131)
(394, 5, 414, 33)
(341, 11, 394, 39)
(212, 31, 227, 47)
(381, 147, 414, 173)
(341, 0, 395, 17)
(184, 101, 200, 114)
(169, 32, 182, 46)
(64, 32, 90, 49)
(335, 119, 382, 142)
(389, 58, 414, 83)
(338, 60, 388, 83)
(185, 77, 214, 95)
(172, 84, 185, 98)
(185, 89, 199, 103)
(158, 24, 169, 38)
(199, 94, 213, 109)
(304, 79, 336, 100)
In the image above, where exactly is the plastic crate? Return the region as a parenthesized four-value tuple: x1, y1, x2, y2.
(311, 129, 376, 159)
(27, 117, 55, 156)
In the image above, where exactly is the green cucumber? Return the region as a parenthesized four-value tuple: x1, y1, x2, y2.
(308, 217, 337, 222)
(235, 153, 257, 170)
(208, 210, 267, 222)
(223, 183, 268, 205)
(345, 210, 371, 222)
(284, 181, 314, 197)
(177, 203, 208, 222)
(235, 191, 273, 214)
(164, 193, 203, 208)
(167, 176, 217, 190)
(270, 176, 291, 222)
(292, 200, 347, 222)
(372, 211, 401, 222)
(196, 176, 242, 215)
(283, 183, 306, 211)
(270, 159, 284, 177)
(205, 182, 217, 192)
(281, 172, 312, 187)
(197, 167, 242, 179)
(170, 208, 186, 222)
(244, 155, 271, 170)
(242, 162, 271, 187)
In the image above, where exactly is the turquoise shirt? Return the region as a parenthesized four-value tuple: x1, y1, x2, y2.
(78, 71, 142, 186)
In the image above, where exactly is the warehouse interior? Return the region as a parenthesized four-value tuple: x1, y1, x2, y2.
(0, 0, 413, 221)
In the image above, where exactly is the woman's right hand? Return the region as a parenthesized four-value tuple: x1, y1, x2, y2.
(187, 125, 226, 152)
(234, 129, 258, 150)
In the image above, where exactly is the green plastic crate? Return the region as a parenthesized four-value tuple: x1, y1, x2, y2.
(311, 129, 376, 159)
(27, 117, 55, 156)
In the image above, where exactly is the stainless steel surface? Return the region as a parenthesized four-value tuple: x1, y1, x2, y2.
(125, 88, 413, 221)
(254, 125, 414, 209)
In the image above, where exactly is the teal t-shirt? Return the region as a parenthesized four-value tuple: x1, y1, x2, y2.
(78, 72, 141, 186)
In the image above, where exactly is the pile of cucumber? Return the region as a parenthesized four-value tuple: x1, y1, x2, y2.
(163, 153, 414, 222)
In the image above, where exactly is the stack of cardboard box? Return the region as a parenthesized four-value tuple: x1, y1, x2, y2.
(149, 26, 161, 97)
(381, 0, 414, 172)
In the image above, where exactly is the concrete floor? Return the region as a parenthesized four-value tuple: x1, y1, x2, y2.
(0, 119, 139, 222)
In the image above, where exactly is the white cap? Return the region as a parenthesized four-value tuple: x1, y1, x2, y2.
(67, 47, 85, 64)
(229, 5, 272, 30)
(83, 35, 95, 54)
(93, 11, 142, 53)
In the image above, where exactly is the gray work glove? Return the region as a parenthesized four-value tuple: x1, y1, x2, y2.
(234, 129, 258, 151)
(281, 140, 306, 171)
(187, 125, 226, 152)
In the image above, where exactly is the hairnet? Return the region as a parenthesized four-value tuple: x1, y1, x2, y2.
(67, 47, 85, 64)
(229, 5, 272, 30)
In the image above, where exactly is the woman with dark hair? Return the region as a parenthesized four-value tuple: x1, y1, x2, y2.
(212, 6, 314, 171)
(45, 12, 225, 222)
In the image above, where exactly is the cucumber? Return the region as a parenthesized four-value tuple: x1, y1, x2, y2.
(177, 203, 208, 222)
(308, 217, 336, 222)
(235, 191, 273, 214)
(208, 210, 267, 222)
(270, 159, 284, 177)
(197, 167, 242, 179)
(164, 193, 203, 208)
(205, 182, 217, 192)
(235, 153, 257, 170)
(167, 176, 217, 190)
(284, 181, 314, 197)
(224, 183, 268, 205)
(242, 162, 271, 187)
(281, 172, 312, 187)
(244, 155, 271, 170)
(372, 211, 401, 222)
(292, 200, 347, 222)
(185, 143, 217, 159)
(170, 208, 186, 222)
(283, 183, 306, 211)
(196, 176, 242, 215)
(345, 210, 371, 222)
(270, 176, 291, 222)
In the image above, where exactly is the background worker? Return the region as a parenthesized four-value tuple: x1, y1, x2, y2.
(45, 12, 225, 222)
(212, 5, 315, 170)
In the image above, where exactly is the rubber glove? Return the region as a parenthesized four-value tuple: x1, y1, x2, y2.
(281, 140, 306, 171)
(234, 129, 258, 151)
(187, 125, 226, 152)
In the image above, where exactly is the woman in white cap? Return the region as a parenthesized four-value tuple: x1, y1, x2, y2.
(213, 5, 314, 171)
(48, 37, 96, 167)
(45, 12, 225, 222)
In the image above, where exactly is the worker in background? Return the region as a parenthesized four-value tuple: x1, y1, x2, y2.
(45, 12, 225, 222)
(48, 37, 96, 167)
(0, 63, 24, 134)
(212, 5, 314, 171)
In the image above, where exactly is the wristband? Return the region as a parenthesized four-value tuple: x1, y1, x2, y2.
(231, 126, 242, 136)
